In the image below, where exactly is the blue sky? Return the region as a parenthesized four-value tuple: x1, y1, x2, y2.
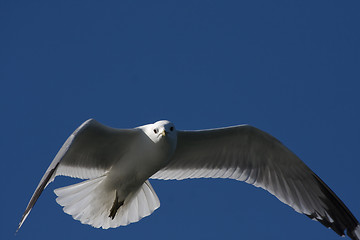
(1, 1, 359, 239)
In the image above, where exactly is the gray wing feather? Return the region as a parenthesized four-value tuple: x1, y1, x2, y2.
(151, 125, 359, 240)
(17, 119, 139, 232)
(56, 119, 138, 179)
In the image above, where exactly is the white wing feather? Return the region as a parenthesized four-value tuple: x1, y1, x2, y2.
(17, 119, 139, 231)
(151, 125, 359, 239)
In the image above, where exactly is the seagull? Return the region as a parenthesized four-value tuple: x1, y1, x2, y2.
(18, 119, 359, 239)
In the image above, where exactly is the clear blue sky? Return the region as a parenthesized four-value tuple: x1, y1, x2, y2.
(1, 1, 359, 239)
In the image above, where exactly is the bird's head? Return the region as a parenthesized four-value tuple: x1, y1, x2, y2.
(141, 120, 177, 147)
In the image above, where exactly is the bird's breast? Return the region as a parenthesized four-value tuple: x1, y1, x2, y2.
(105, 136, 175, 192)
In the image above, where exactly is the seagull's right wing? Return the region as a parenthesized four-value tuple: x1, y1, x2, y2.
(17, 119, 139, 231)
(152, 125, 359, 240)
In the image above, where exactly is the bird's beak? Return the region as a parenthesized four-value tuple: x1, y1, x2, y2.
(161, 130, 167, 136)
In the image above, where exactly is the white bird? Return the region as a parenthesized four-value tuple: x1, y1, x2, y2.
(18, 119, 359, 239)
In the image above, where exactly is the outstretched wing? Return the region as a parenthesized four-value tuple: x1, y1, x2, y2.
(17, 119, 139, 231)
(151, 125, 359, 240)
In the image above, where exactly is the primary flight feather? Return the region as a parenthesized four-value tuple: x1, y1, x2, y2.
(18, 119, 360, 239)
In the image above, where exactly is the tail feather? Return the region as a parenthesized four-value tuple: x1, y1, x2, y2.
(54, 177, 160, 229)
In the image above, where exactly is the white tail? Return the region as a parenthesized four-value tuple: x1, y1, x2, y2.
(54, 177, 160, 229)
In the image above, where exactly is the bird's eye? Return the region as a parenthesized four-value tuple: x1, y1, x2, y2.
(153, 128, 158, 134)
(170, 126, 174, 131)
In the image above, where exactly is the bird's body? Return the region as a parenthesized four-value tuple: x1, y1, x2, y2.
(104, 121, 177, 214)
(50, 120, 177, 228)
(105, 122, 175, 201)
(18, 119, 360, 239)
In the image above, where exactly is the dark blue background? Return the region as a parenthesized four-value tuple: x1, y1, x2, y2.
(1, 1, 359, 239)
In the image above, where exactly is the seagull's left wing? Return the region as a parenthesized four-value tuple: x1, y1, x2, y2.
(151, 125, 359, 240)
(17, 119, 139, 232)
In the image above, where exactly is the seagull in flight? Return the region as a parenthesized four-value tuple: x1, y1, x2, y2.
(17, 119, 359, 239)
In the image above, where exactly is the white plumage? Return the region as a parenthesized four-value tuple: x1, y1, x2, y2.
(54, 178, 159, 229)
(18, 119, 359, 239)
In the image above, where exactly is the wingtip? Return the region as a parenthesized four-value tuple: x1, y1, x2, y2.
(16, 210, 30, 234)
(15, 221, 23, 235)
(15, 225, 21, 235)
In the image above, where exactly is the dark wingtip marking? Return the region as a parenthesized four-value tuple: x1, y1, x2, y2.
(16, 162, 60, 233)
(306, 174, 359, 240)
